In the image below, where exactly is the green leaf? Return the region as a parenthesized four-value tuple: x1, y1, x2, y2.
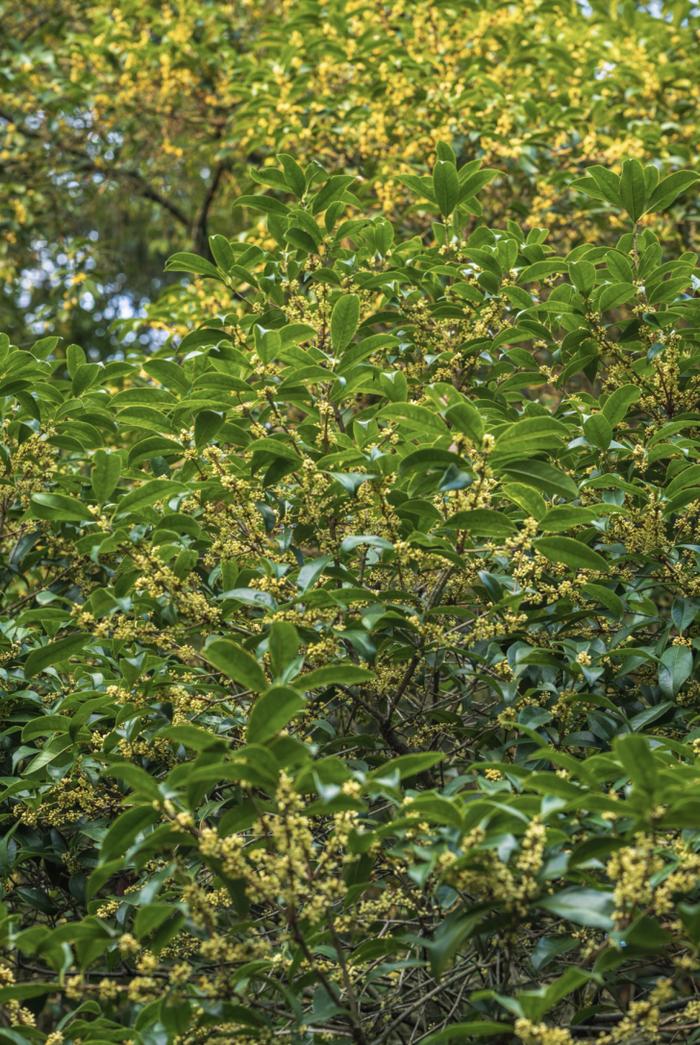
(598, 281, 635, 312)
(101, 805, 159, 862)
(619, 159, 647, 221)
(0, 983, 56, 1002)
(115, 478, 187, 517)
(493, 417, 568, 457)
(502, 483, 547, 520)
(299, 665, 374, 689)
(204, 638, 267, 693)
(159, 724, 225, 751)
(679, 902, 700, 945)
(569, 260, 596, 295)
(433, 160, 460, 216)
(268, 621, 300, 678)
(458, 168, 499, 202)
(424, 910, 486, 977)
(501, 459, 578, 500)
(380, 402, 448, 434)
(614, 733, 658, 794)
(603, 384, 641, 425)
(539, 505, 607, 532)
(178, 327, 234, 351)
(583, 413, 612, 450)
(297, 554, 333, 593)
(164, 251, 222, 279)
(135, 903, 180, 939)
(208, 233, 234, 271)
(278, 153, 306, 197)
(404, 794, 462, 828)
(311, 174, 355, 213)
(25, 633, 89, 677)
(103, 762, 162, 800)
(517, 967, 594, 1020)
(575, 165, 621, 206)
(619, 914, 671, 953)
(31, 492, 94, 522)
(519, 260, 567, 283)
(537, 888, 614, 930)
(330, 294, 361, 352)
(581, 582, 625, 616)
(340, 535, 393, 554)
(144, 358, 190, 393)
(534, 537, 607, 572)
(369, 751, 443, 782)
(0, 1030, 46, 1045)
(446, 509, 516, 537)
(91, 449, 121, 502)
(445, 401, 484, 443)
(233, 194, 290, 216)
(658, 644, 692, 697)
(194, 410, 224, 448)
(647, 170, 700, 213)
(247, 685, 305, 744)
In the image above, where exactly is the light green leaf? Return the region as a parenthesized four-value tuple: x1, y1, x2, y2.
(534, 536, 607, 572)
(268, 621, 300, 677)
(433, 160, 460, 216)
(204, 638, 267, 693)
(658, 644, 692, 697)
(647, 170, 700, 213)
(300, 665, 374, 689)
(31, 492, 94, 522)
(369, 751, 443, 781)
(445, 401, 484, 443)
(25, 633, 89, 677)
(619, 159, 647, 221)
(164, 251, 222, 279)
(330, 294, 361, 351)
(537, 888, 614, 930)
(247, 685, 305, 743)
(91, 450, 122, 503)
(583, 413, 612, 450)
(115, 479, 187, 517)
(446, 509, 516, 537)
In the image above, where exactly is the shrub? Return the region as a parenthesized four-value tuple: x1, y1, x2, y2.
(1, 154, 700, 1043)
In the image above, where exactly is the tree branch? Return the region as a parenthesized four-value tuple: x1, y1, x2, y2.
(0, 108, 190, 228)
(192, 162, 229, 255)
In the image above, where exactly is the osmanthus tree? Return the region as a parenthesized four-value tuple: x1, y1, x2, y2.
(3, 0, 700, 350)
(1, 153, 700, 1044)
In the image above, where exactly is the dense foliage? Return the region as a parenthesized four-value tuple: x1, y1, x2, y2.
(3, 0, 700, 350)
(1, 151, 700, 1044)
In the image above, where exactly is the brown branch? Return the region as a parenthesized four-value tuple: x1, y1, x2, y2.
(193, 162, 229, 255)
(0, 108, 190, 228)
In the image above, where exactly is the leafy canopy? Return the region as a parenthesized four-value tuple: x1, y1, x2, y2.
(1, 153, 700, 1043)
(3, 0, 700, 350)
